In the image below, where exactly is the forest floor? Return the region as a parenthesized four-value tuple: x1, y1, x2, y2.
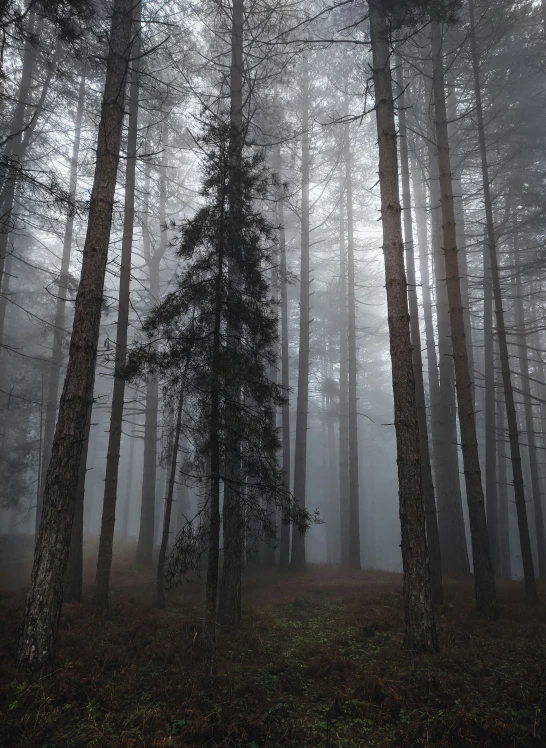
(1, 537, 546, 747)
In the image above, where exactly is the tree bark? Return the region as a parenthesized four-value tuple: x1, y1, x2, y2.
(291, 55, 310, 571)
(368, 0, 437, 651)
(396, 63, 442, 604)
(467, 0, 537, 602)
(431, 20, 498, 619)
(16, 0, 135, 670)
(37, 64, 87, 531)
(95, 8, 141, 609)
(63, 399, 93, 602)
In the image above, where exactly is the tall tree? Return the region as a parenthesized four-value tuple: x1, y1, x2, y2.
(338, 183, 350, 565)
(16, 0, 136, 670)
(396, 62, 442, 605)
(467, 0, 537, 601)
(368, 0, 437, 651)
(95, 5, 141, 609)
(291, 55, 310, 571)
(38, 62, 87, 531)
(277, 144, 291, 571)
(218, 0, 245, 625)
(344, 102, 361, 570)
(431, 19, 498, 619)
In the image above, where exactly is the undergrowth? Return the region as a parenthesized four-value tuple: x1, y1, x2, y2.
(0, 569, 545, 746)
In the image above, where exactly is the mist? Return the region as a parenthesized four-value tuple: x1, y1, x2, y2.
(1, 0, 545, 744)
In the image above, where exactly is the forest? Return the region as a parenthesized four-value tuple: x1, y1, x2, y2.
(1, 0, 546, 745)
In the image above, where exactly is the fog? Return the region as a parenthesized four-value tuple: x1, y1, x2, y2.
(1, 0, 546, 691)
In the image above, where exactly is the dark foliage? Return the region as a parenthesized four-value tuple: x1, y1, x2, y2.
(127, 120, 314, 583)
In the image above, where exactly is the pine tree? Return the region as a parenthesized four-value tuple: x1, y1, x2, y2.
(127, 120, 311, 686)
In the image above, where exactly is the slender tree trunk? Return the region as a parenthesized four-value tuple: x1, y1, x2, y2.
(513, 222, 546, 579)
(344, 106, 361, 569)
(157, 386, 184, 609)
(0, 12, 37, 306)
(203, 158, 228, 693)
(467, 0, 537, 602)
(136, 162, 160, 566)
(291, 55, 310, 571)
(37, 65, 87, 532)
(447, 81, 475, 404)
(277, 145, 291, 570)
(16, 0, 135, 670)
(431, 20, 498, 619)
(95, 9, 141, 609)
(0, 21, 60, 346)
(483, 230, 500, 572)
(368, 0, 437, 651)
(428, 135, 470, 578)
(338, 184, 350, 565)
(497, 388, 512, 579)
(120, 421, 135, 543)
(63, 399, 93, 602)
(218, 0, 245, 624)
(397, 63, 442, 604)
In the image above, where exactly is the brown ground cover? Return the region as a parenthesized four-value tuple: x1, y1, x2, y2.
(1, 537, 545, 746)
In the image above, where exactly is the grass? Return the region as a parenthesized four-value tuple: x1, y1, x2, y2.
(0, 542, 545, 746)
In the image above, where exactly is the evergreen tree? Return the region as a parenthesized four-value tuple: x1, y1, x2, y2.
(127, 119, 312, 686)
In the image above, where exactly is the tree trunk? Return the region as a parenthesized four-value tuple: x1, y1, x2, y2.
(95, 9, 141, 609)
(16, 0, 135, 671)
(0, 20, 60, 346)
(338, 183, 350, 566)
(497, 387, 512, 579)
(277, 145, 291, 571)
(431, 20, 498, 619)
(37, 64, 87, 532)
(512, 220, 546, 579)
(0, 12, 37, 309)
(446, 80, 475, 405)
(467, 0, 537, 602)
(136, 161, 160, 566)
(344, 105, 361, 570)
(291, 55, 310, 571)
(483, 230, 500, 572)
(217, 0, 245, 624)
(120, 421, 136, 543)
(63, 399, 93, 602)
(428, 134, 470, 578)
(396, 63, 442, 605)
(368, 0, 437, 651)
(157, 386, 184, 609)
